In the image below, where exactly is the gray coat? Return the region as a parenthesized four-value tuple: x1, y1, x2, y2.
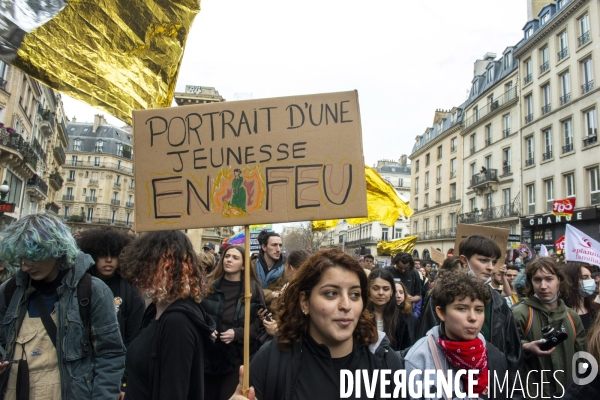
(0, 252, 126, 399)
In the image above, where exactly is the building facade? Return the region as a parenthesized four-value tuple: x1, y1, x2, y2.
(56, 115, 135, 231)
(409, 108, 464, 260)
(515, 0, 600, 250)
(459, 50, 522, 241)
(0, 60, 66, 227)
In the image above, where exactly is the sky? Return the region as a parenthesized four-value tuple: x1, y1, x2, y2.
(62, 0, 529, 169)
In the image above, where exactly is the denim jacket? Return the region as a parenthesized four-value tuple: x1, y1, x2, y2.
(0, 252, 126, 399)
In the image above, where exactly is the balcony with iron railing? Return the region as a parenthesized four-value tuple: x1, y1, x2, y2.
(62, 195, 75, 201)
(458, 203, 521, 224)
(463, 87, 518, 130)
(542, 104, 551, 115)
(85, 196, 98, 203)
(524, 74, 532, 85)
(62, 216, 133, 227)
(525, 113, 533, 124)
(470, 169, 498, 188)
(344, 236, 379, 247)
(40, 109, 54, 136)
(563, 143, 573, 153)
(583, 132, 598, 147)
(125, 202, 134, 208)
(578, 31, 590, 47)
(450, 171, 456, 179)
(417, 228, 457, 241)
(114, 182, 121, 188)
(111, 199, 121, 206)
(26, 174, 48, 198)
(425, 183, 429, 190)
(525, 157, 535, 167)
(67, 177, 75, 182)
(558, 48, 568, 60)
(560, 93, 571, 105)
(543, 151, 553, 160)
(53, 145, 66, 165)
(436, 177, 442, 184)
(540, 61, 549, 74)
(31, 137, 46, 162)
(89, 179, 99, 184)
(0, 79, 7, 91)
(503, 129, 510, 137)
(68, 160, 134, 174)
(45, 202, 60, 215)
(485, 138, 492, 146)
(582, 80, 594, 94)
(503, 164, 511, 174)
(48, 171, 63, 190)
(470, 146, 476, 155)
(0, 130, 39, 170)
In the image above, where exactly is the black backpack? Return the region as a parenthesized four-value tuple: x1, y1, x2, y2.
(3, 273, 93, 356)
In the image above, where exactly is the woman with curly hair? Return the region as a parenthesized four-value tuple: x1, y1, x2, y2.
(562, 262, 599, 331)
(405, 270, 509, 399)
(76, 227, 146, 350)
(250, 248, 403, 400)
(366, 268, 412, 351)
(0, 213, 125, 399)
(202, 245, 265, 400)
(396, 280, 418, 345)
(119, 230, 216, 400)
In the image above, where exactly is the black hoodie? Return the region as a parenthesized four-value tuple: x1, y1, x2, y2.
(125, 298, 216, 400)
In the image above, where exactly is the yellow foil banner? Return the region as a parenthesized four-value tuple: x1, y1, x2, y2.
(13, 0, 200, 124)
(377, 235, 418, 257)
(312, 166, 413, 231)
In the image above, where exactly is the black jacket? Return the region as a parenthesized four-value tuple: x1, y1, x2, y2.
(556, 374, 600, 399)
(250, 335, 406, 400)
(202, 279, 265, 375)
(143, 298, 215, 400)
(417, 286, 522, 378)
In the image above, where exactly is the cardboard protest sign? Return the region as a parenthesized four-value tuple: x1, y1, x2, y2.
(429, 247, 446, 266)
(133, 91, 368, 232)
(454, 224, 509, 271)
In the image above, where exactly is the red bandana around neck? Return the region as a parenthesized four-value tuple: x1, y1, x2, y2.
(437, 336, 489, 397)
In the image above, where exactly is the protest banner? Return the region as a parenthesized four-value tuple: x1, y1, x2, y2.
(454, 224, 509, 270)
(552, 198, 576, 217)
(555, 235, 565, 253)
(133, 91, 368, 232)
(429, 247, 446, 266)
(565, 224, 600, 265)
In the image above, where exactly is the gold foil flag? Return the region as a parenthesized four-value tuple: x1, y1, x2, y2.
(377, 235, 418, 257)
(312, 166, 413, 231)
(1, 0, 200, 124)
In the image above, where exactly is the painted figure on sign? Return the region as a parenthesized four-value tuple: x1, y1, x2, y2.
(230, 168, 247, 212)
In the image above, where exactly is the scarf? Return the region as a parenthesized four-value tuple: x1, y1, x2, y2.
(437, 336, 489, 397)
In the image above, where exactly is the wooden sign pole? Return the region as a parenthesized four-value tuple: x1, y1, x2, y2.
(242, 225, 251, 395)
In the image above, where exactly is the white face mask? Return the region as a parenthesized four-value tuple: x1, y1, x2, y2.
(580, 279, 597, 297)
(534, 292, 560, 304)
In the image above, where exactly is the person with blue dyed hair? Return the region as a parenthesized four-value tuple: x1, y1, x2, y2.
(0, 213, 125, 399)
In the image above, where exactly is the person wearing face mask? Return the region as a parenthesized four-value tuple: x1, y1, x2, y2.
(512, 257, 585, 398)
(366, 269, 412, 351)
(562, 262, 598, 332)
(417, 235, 522, 385)
(405, 270, 509, 400)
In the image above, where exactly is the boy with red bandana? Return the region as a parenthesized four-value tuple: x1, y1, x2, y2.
(405, 270, 509, 399)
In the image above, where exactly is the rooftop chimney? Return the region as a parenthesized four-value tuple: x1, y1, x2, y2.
(93, 114, 108, 132)
(72, 116, 77, 123)
(399, 155, 407, 166)
(474, 53, 496, 77)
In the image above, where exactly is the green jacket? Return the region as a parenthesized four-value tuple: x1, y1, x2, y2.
(512, 297, 585, 398)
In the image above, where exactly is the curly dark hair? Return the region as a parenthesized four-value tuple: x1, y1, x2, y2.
(523, 257, 569, 299)
(75, 227, 132, 263)
(562, 262, 598, 320)
(431, 270, 491, 311)
(275, 248, 377, 352)
(391, 252, 414, 271)
(119, 230, 205, 303)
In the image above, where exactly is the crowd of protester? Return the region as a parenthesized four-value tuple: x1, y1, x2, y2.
(0, 213, 599, 399)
